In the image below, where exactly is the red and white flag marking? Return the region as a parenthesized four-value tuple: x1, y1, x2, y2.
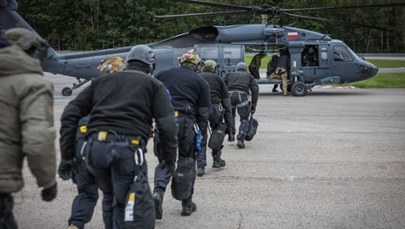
(288, 32, 299, 39)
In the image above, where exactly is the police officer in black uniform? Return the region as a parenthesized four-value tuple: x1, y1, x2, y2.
(59, 45, 177, 229)
(224, 62, 259, 149)
(152, 49, 210, 218)
(197, 59, 234, 176)
(60, 58, 126, 229)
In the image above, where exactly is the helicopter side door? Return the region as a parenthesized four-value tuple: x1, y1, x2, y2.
(300, 44, 331, 83)
(220, 45, 245, 77)
(195, 44, 244, 77)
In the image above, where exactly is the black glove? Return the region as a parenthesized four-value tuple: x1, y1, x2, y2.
(250, 105, 256, 114)
(58, 159, 78, 180)
(41, 183, 57, 201)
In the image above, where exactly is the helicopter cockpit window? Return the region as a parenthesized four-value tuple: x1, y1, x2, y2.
(333, 46, 353, 62)
(223, 46, 242, 66)
(199, 47, 219, 63)
(302, 45, 318, 66)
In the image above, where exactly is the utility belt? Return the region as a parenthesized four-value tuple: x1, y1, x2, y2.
(175, 110, 195, 120)
(86, 130, 146, 148)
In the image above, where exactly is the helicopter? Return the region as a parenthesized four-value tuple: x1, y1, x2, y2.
(1, 0, 402, 96)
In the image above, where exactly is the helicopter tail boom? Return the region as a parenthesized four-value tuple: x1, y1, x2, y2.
(0, 0, 61, 59)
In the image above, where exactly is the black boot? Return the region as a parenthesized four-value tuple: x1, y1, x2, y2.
(272, 84, 279, 92)
(153, 189, 164, 219)
(237, 139, 245, 148)
(197, 166, 205, 177)
(181, 196, 197, 216)
(213, 156, 226, 168)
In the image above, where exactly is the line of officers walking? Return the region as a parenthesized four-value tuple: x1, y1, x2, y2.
(0, 28, 259, 229)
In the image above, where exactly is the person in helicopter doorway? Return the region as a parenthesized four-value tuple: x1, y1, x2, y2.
(224, 62, 259, 149)
(270, 48, 290, 96)
(248, 50, 266, 79)
(58, 56, 125, 229)
(196, 59, 235, 177)
(302, 46, 318, 66)
(266, 53, 280, 92)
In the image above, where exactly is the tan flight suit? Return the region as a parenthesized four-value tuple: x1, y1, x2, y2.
(270, 67, 288, 95)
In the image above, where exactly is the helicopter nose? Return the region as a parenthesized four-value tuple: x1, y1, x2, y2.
(360, 62, 378, 80)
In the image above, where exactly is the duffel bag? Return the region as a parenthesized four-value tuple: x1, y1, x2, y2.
(245, 115, 258, 141)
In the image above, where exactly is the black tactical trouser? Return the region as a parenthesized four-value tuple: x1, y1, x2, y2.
(85, 132, 147, 229)
(229, 91, 251, 141)
(0, 193, 17, 229)
(154, 115, 197, 198)
(68, 139, 100, 229)
(197, 103, 224, 168)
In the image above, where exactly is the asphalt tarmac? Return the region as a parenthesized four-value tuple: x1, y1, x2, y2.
(13, 74, 405, 229)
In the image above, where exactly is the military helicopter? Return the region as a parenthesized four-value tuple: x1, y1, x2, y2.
(0, 0, 402, 96)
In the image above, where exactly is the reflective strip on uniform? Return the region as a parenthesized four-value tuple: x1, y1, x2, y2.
(97, 131, 107, 141)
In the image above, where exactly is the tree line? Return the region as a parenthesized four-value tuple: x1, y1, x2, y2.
(17, 0, 405, 52)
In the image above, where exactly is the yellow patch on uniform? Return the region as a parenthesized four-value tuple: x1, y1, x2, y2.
(79, 125, 87, 134)
(128, 192, 136, 201)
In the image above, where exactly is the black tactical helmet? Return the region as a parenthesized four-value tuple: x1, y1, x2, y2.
(3, 28, 48, 52)
(126, 45, 155, 65)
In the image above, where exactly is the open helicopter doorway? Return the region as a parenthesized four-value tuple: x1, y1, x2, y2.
(194, 44, 245, 77)
(300, 44, 332, 83)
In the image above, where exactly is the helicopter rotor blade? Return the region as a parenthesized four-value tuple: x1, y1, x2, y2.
(171, 0, 252, 11)
(282, 12, 388, 31)
(156, 1, 405, 22)
(155, 10, 250, 19)
(280, 3, 405, 13)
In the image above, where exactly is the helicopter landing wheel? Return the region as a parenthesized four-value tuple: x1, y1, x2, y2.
(291, 81, 308, 97)
(62, 87, 73, 96)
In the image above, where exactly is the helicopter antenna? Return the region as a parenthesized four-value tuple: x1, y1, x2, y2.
(320, 34, 328, 41)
